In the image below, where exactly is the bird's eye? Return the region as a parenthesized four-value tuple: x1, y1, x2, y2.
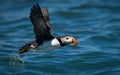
(66, 37, 69, 40)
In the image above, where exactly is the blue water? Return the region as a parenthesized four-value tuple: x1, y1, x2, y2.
(0, 0, 120, 75)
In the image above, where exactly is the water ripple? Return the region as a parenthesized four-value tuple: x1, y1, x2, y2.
(0, 0, 120, 74)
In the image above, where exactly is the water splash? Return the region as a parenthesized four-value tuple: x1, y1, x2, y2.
(7, 53, 25, 67)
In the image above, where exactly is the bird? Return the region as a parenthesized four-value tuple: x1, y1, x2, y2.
(19, 3, 78, 54)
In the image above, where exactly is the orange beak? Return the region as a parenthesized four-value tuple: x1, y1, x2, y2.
(70, 38, 78, 45)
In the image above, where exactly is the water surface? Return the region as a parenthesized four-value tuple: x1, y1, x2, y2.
(0, 0, 120, 75)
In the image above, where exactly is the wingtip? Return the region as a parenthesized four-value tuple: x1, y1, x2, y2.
(36, 3, 39, 6)
(32, 3, 40, 9)
(34, 3, 40, 8)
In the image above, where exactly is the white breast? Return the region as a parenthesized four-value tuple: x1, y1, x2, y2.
(51, 38, 60, 47)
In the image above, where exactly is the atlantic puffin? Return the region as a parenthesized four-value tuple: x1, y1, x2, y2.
(19, 3, 78, 54)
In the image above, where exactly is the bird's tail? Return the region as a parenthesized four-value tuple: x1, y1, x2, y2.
(19, 41, 38, 54)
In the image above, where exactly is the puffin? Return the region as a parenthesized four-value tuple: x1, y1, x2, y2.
(19, 3, 78, 54)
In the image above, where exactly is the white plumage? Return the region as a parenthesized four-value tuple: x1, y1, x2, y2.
(51, 38, 60, 47)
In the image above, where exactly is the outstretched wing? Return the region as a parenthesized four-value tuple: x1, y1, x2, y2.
(30, 4, 53, 44)
(41, 8, 51, 28)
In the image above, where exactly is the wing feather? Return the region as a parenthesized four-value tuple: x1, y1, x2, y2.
(30, 4, 53, 44)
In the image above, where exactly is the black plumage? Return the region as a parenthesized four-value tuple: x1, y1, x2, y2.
(30, 4, 54, 44)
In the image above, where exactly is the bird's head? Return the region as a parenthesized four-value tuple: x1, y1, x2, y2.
(60, 36, 78, 46)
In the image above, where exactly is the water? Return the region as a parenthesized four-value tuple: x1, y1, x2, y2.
(0, 0, 120, 75)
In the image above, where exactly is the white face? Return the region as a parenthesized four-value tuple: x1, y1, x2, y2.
(61, 36, 78, 45)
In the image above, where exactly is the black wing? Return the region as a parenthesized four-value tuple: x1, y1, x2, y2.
(30, 4, 54, 44)
(41, 8, 51, 28)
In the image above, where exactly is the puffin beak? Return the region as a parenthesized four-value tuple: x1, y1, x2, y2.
(70, 37, 78, 45)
